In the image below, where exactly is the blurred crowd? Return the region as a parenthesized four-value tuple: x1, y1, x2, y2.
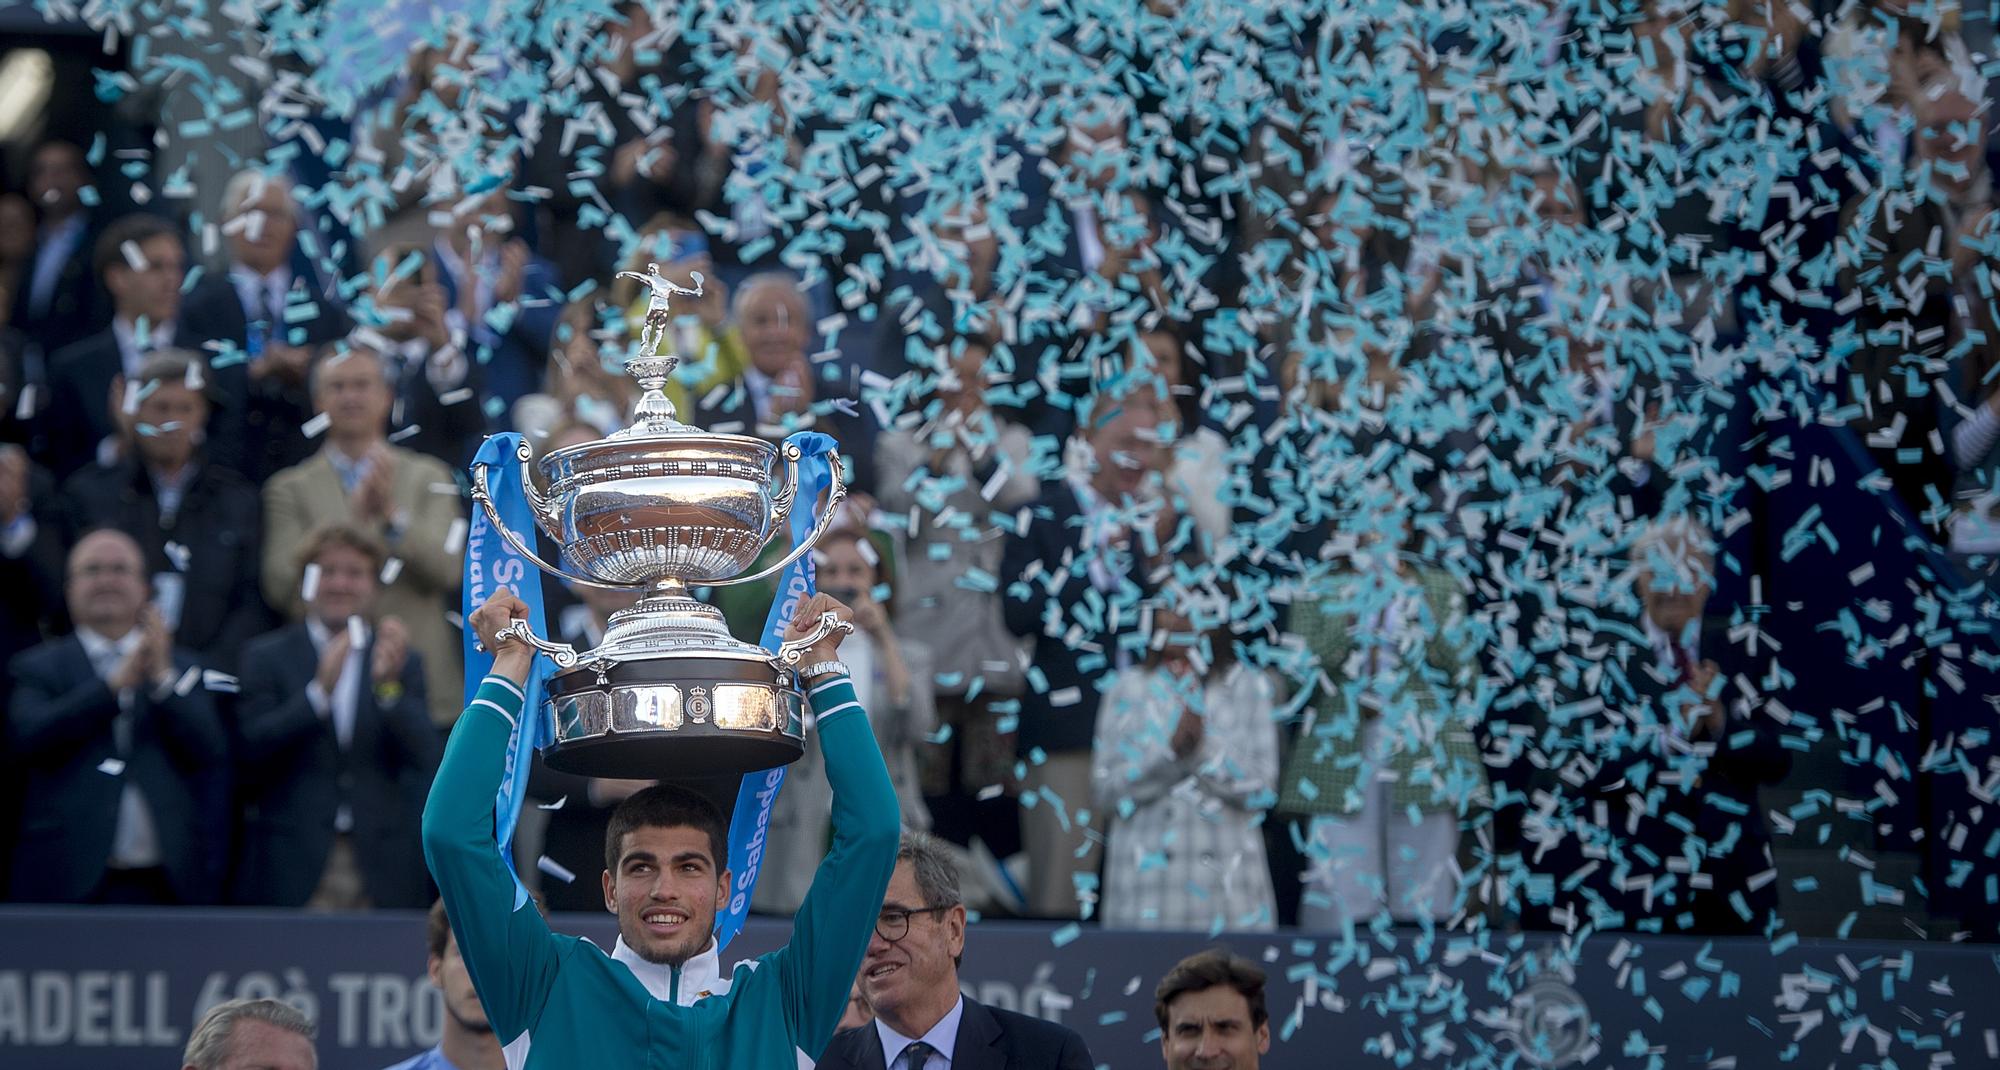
(2, 0, 1998, 943)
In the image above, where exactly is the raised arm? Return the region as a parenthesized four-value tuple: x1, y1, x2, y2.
(420, 591, 563, 1045)
(770, 594, 902, 1061)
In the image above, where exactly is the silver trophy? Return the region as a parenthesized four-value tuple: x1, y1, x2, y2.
(468, 265, 850, 778)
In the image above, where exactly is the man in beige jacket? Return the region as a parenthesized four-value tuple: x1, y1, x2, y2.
(262, 344, 465, 725)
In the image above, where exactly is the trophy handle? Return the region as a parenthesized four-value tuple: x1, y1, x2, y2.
(469, 451, 649, 592)
(511, 437, 564, 541)
(476, 618, 582, 669)
(707, 441, 848, 589)
(770, 610, 855, 667)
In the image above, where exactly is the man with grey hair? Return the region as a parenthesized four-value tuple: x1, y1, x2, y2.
(691, 270, 874, 495)
(181, 168, 352, 482)
(182, 998, 316, 1070)
(815, 833, 1093, 1070)
(1537, 514, 1793, 937)
(262, 344, 464, 726)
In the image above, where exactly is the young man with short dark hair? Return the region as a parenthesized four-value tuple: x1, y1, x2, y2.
(424, 588, 900, 1068)
(383, 900, 503, 1070)
(1153, 949, 1270, 1070)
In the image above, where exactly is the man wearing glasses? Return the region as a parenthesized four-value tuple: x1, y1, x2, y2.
(815, 833, 1094, 1070)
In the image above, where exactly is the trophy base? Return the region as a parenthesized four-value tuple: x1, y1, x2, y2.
(538, 643, 808, 780)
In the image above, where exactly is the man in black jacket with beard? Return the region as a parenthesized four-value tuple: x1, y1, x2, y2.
(59, 351, 269, 670)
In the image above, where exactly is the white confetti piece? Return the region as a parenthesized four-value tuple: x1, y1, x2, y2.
(301, 412, 331, 438)
(98, 758, 125, 776)
(379, 557, 403, 584)
(444, 517, 468, 556)
(536, 855, 576, 884)
(300, 563, 321, 605)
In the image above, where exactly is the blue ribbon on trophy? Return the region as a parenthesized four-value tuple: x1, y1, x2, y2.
(462, 430, 554, 910)
(717, 428, 837, 950)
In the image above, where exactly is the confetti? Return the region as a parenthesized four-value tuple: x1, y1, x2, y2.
(536, 855, 577, 884)
(60, 1, 2000, 1062)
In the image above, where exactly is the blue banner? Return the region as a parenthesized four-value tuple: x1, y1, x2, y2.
(718, 430, 836, 949)
(462, 432, 553, 910)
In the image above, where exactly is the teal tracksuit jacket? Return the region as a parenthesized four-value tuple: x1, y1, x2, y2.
(422, 673, 901, 1070)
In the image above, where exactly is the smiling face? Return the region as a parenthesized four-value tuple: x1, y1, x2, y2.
(736, 281, 809, 376)
(308, 540, 378, 628)
(1161, 986, 1269, 1070)
(601, 824, 729, 967)
(858, 863, 965, 1032)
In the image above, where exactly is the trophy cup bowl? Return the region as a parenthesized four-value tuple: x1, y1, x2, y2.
(468, 346, 852, 780)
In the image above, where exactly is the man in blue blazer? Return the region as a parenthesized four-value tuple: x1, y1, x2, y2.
(6, 527, 226, 903)
(233, 521, 439, 909)
(816, 833, 1093, 1070)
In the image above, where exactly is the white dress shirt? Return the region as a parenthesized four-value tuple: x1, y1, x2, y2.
(111, 316, 176, 379)
(76, 625, 163, 868)
(305, 615, 369, 832)
(304, 615, 368, 749)
(875, 996, 963, 1070)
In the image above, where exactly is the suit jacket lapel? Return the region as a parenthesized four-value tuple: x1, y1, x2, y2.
(953, 998, 1006, 1070)
(861, 1028, 890, 1070)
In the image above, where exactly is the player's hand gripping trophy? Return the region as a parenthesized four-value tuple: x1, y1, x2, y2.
(468, 263, 851, 777)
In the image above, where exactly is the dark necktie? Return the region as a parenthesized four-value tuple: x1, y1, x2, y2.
(265, 283, 285, 340)
(900, 1040, 937, 1070)
(1671, 642, 1695, 689)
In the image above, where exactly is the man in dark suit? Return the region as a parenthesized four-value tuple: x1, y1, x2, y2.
(690, 271, 877, 496)
(1535, 517, 1792, 936)
(178, 170, 353, 483)
(6, 527, 227, 904)
(233, 521, 438, 909)
(817, 833, 1093, 1070)
(40, 214, 190, 480)
(998, 384, 1167, 918)
(11, 140, 108, 356)
(0, 443, 67, 899)
(59, 351, 269, 669)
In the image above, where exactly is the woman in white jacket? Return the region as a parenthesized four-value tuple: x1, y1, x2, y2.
(1090, 608, 1279, 932)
